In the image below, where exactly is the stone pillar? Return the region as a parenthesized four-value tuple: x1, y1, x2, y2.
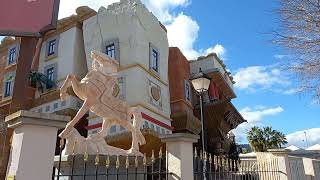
(5, 110, 70, 180)
(161, 133, 199, 180)
(268, 149, 292, 180)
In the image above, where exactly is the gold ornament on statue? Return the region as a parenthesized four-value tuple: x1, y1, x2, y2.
(112, 83, 120, 97)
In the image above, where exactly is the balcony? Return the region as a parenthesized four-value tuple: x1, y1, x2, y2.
(190, 53, 236, 99)
(193, 100, 246, 152)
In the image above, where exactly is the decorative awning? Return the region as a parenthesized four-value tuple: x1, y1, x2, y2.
(194, 100, 245, 142)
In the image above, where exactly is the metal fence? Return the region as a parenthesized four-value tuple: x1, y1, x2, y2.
(193, 148, 282, 180)
(52, 139, 171, 180)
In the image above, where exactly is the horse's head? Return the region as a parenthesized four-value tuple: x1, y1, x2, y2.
(91, 50, 119, 76)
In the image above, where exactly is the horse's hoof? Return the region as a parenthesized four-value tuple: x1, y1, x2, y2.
(127, 148, 143, 156)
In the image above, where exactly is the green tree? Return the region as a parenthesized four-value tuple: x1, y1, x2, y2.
(28, 71, 56, 92)
(247, 126, 287, 152)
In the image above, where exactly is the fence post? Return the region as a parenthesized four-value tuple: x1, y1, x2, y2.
(5, 110, 69, 180)
(268, 149, 292, 180)
(161, 133, 199, 180)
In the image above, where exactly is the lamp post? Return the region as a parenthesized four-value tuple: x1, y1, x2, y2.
(190, 68, 211, 179)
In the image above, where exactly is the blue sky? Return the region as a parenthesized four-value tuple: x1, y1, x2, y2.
(175, 0, 320, 147)
(1, 0, 319, 147)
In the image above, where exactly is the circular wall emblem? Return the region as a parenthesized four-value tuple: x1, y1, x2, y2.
(151, 86, 161, 101)
(112, 84, 120, 97)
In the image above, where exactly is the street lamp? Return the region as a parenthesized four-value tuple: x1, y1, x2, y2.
(190, 68, 211, 179)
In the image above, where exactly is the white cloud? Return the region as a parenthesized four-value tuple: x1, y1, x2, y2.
(59, 0, 222, 59)
(57, 0, 223, 60)
(240, 106, 284, 123)
(233, 106, 284, 142)
(283, 88, 302, 95)
(274, 54, 291, 59)
(58, 0, 120, 19)
(166, 14, 226, 59)
(233, 65, 290, 91)
(166, 13, 200, 59)
(204, 44, 226, 58)
(286, 128, 320, 148)
(141, 0, 190, 23)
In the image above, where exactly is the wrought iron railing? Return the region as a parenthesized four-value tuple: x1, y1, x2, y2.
(52, 139, 171, 180)
(193, 148, 281, 180)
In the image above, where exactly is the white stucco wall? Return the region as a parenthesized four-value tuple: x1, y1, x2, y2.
(83, 0, 171, 129)
(38, 26, 87, 88)
(34, 26, 88, 111)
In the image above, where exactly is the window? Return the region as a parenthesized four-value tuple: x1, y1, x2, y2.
(3, 73, 14, 98)
(105, 38, 119, 61)
(44, 63, 57, 90)
(161, 128, 165, 134)
(61, 101, 66, 107)
(151, 49, 159, 72)
(4, 81, 12, 97)
(53, 103, 58, 109)
(45, 105, 50, 112)
(156, 126, 160, 133)
(149, 43, 160, 73)
(150, 124, 155, 130)
(8, 47, 16, 65)
(46, 67, 54, 89)
(47, 39, 56, 56)
(38, 108, 42, 113)
(184, 80, 191, 101)
(106, 43, 115, 59)
(47, 67, 54, 81)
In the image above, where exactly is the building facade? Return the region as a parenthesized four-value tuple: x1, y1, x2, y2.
(0, 37, 20, 179)
(0, 0, 245, 177)
(190, 53, 245, 154)
(30, 7, 95, 117)
(168, 48, 245, 155)
(82, 0, 173, 137)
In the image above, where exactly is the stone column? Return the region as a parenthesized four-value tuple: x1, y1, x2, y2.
(5, 110, 70, 180)
(161, 133, 199, 180)
(268, 149, 292, 180)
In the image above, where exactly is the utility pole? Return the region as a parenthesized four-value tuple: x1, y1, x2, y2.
(304, 131, 308, 148)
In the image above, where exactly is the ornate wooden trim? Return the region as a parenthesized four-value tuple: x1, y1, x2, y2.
(170, 99, 193, 109)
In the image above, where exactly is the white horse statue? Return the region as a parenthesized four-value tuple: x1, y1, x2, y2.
(59, 50, 146, 156)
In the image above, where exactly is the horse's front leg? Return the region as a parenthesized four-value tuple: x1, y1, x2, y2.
(60, 74, 74, 100)
(59, 98, 95, 139)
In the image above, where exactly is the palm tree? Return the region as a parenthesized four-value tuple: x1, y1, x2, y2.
(247, 126, 287, 152)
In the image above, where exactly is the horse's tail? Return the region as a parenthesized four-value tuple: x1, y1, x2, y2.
(131, 107, 146, 145)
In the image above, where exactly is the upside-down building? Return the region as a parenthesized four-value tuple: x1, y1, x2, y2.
(0, 0, 245, 178)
